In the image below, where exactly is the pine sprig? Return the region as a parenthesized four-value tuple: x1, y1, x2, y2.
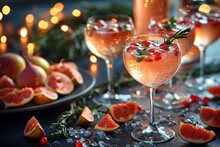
(48, 99, 103, 139)
(163, 17, 176, 30)
(164, 28, 191, 45)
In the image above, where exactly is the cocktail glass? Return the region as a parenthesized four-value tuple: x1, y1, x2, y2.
(180, 3, 220, 91)
(123, 33, 181, 143)
(148, 16, 195, 110)
(84, 14, 135, 106)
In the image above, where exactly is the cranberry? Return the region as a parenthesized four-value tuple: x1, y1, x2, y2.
(182, 100, 191, 107)
(40, 137, 48, 144)
(136, 105, 142, 113)
(203, 97, 210, 105)
(144, 57, 153, 62)
(117, 25, 123, 31)
(142, 41, 150, 47)
(190, 95, 199, 103)
(154, 52, 162, 61)
(160, 43, 169, 51)
(174, 49, 179, 56)
(148, 48, 155, 53)
(127, 46, 137, 52)
(75, 140, 83, 147)
(195, 21, 202, 27)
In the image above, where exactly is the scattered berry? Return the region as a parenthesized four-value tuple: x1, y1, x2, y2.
(154, 52, 162, 61)
(182, 100, 191, 107)
(160, 43, 169, 51)
(136, 105, 142, 113)
(40, 137, 48, 144)
(75, 140, 83, 147)
(142, 41, 150, 47)
(202, 97, 210, 105)
(190, 95, 199, 103)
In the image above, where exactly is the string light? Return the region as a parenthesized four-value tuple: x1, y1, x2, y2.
(51, 16, 59, 24)
(2, 5, 10, 15)
(72, 9, 81, 17)
(0, 12, 3, 21)
(38, 20, 49, 30)
(27, 43, 35, 56)
(26, 14, 34, 23)
(89, 55, 97, 63)
(20, 27, 28, 37)
(1, 35, 7, 43)
(54, 3, 64, 12)
(61, 25, 69, 32)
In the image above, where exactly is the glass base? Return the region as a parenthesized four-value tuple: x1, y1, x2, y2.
(93, 91, 132, 107)
(131, 125, 175, 143)
(154, 91, 188, 110)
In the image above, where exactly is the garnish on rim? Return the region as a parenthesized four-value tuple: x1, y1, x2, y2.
(164, 28, 191, 45)
(163, 17, 176, 30)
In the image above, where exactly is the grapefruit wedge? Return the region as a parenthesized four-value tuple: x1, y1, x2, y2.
(200, 107, 220, 128)
(107, 101, 137, 122)
(179, 122, 215, 144)
(207, 85, 220, 97)
(24, 116, 46, 139)
(1, 87, 34, 108)
(33, 87, 58, 105)
(94, 114, 119, 132)
(77, 106, 94, 126)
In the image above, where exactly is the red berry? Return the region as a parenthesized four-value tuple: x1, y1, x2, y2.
(182, 100, 191, 107)
(154, 52, 162, 61)
(40, 137, 48, 144)
(190, 95, 199, 103)
(148, 48, 155, 53)
(117, 26, 123, 31)
(195, 21, 202, 27)
(160, 43, 169, 51)
(136, 105, 142, 113)
(202, 97, 210, 105)
(174, 49, 179, 56)
(76, 140, 83, 147)
(144, 57, 153, 62)
(142, 41, 150, 47)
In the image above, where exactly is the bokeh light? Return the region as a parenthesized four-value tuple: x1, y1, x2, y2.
(2, 5, 10, 15)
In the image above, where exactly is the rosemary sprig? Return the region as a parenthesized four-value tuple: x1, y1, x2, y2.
(164, 28, 191, 45)
(48, 99, 103, 139)
(163, 17, 176, 30)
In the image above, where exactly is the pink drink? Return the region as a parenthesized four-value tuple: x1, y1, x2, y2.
(123, 35, 181, 88)
(192, 12, 220, 47)
(84, 18, 134, 60)
(148, 18, 195, 56)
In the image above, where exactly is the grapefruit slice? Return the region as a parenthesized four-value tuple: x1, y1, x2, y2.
(207, 85, 220, 97)
(45, 71, 74, 95)
(77, 106, 94, 126)
(0, 75, 16, 88)
(94, 114, 119, 132)
(33, 87, 58, 105)
(107, 101, 137, 122)
(2, 87, 34, 108)
(179, 122, 215, 144)
(200, 107, 220, 128)
(0, 87, 18, 98)
(24, 116, 46, 139)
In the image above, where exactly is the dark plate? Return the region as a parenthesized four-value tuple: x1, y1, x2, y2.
(0, 69, 96, 114)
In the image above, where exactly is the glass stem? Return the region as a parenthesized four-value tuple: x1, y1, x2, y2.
(105, 59, 114, 94)
(149, 87, 156, 125)
(198, 45, 206, 79)
(169, 78, 173, 89)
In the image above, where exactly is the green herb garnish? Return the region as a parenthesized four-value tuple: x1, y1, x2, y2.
(48, 99, 103, 139)
(164, 28, 191, 45)
(163, 17, 176, 30)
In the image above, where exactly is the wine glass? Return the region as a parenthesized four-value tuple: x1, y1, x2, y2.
(148, 16, 195, 110)
(84, 14, 135, 106)
(123, 33, 181, 143)
(180, 3, 220, 91)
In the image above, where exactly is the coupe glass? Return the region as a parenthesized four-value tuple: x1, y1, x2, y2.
(84, 14, 135, 106)
(123, 33, 181, 143)
(148, 16, 195, 110)
(180, 3, 220, 91)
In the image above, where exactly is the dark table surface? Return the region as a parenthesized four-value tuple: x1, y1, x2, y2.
(0, 39, 220, 147)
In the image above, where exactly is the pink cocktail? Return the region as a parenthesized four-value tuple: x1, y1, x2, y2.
(123, 33, 181, 143)
(84, 14, 135, 106)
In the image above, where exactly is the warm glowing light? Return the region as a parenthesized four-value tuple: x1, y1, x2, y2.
(90, 63, 98, 75)
(61, 25, 69, 32)
(51, 16, 59, 24)
(0, 43, 7, 53)
(2, 5, 10, 15)
(0, 12, 3, 21)
(38, 20, 49, 29)
(26, 14, 34, 23)
(27, 43, 35, 56)
(54, 3, 64, 12)
(72, 9, 81, 17)
(20, 27, 28, 37)
(199, 4, 211, 13)
(111, 18, 117, 23)
(50, 7, 58, 16)
(1, 35, 7, 43)
(89, 55, 97, 63)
